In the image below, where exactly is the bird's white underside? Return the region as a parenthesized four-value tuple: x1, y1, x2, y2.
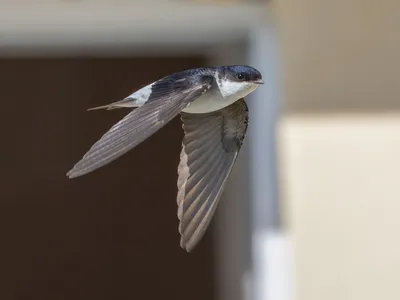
(182, 80, 259, 113)
(123, 80, 260, 114)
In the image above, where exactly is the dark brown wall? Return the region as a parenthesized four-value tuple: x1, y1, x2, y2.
(0, 57, 216, 299)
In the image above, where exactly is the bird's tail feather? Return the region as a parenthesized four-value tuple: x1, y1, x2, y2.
(87, 97, 139, 111)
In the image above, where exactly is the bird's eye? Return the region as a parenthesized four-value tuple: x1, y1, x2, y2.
(237, 73, 245, 80)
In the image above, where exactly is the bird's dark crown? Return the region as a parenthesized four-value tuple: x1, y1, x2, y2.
(221, 65, 263, 83)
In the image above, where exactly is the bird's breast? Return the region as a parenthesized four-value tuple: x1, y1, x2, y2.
(182, 90, 240, 114)
(182, 81, 259, 114)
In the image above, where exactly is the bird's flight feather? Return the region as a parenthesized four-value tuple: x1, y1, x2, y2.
(177, 99, 248, 251)
(67, 74, 214, 178)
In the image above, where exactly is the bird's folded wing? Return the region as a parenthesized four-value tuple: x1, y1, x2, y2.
(67, 75, 214, 178)
(177, 98, 249, 252)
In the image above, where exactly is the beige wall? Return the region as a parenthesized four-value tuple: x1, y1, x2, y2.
(275, 1, 400, 299)
(276, 0, 400, 114)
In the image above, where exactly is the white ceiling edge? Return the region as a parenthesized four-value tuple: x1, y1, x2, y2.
(0, 1, 266, 56)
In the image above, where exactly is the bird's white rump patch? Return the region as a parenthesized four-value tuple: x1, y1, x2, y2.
(125, 82, 154, 107)
(87, 82, 154, 111)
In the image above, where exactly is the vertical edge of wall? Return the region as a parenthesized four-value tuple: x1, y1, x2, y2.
(246, 14, 295, 300)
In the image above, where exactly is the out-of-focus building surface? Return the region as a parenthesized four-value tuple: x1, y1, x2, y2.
(1, 0, 400, 300)
(276, 1, 400, 300)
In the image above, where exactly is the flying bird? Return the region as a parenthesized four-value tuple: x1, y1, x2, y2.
(67, 65, 263, 252)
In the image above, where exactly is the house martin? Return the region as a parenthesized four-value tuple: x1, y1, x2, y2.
(67, 65, 263, 252)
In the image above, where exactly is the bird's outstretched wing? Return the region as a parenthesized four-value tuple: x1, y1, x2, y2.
(177, 98, 249, 252)
(67, 75, 214, 178)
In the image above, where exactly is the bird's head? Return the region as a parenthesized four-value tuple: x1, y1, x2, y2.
(217, 65, 264, 99)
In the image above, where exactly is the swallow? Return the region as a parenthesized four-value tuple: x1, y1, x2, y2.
(67, 65, 264, 252)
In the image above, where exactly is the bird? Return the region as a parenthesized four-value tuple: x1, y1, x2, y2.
(67, 65, 264, 252)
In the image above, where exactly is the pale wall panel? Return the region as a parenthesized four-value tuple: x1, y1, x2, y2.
(279, 115, 400, 300)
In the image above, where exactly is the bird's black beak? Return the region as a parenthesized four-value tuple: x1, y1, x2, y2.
(254, 79, 264, 84)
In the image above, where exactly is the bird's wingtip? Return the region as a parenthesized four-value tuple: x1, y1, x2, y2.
(66, 168, 80, 179)
(180, 238, 195, 253)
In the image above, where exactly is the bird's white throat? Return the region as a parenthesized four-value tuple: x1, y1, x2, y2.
(218, 80, 257, 99)
(182, 80, 259, 114)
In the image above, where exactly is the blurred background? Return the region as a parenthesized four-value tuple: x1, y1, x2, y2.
(1, 0, 399, 300)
